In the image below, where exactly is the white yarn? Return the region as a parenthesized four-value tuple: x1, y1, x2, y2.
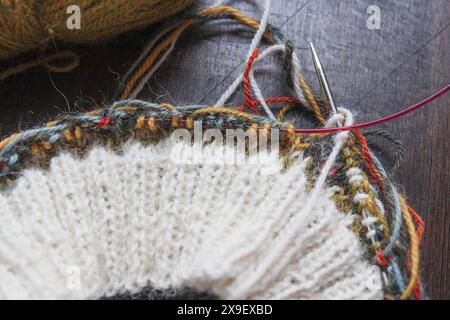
(248, 64, 275, 120)
(211, 0, 225, 6)
(214, 0, 309, 118)
(0, 138, 382, 300)
(245, 0, 272, 62)
(127, 0, 309, 118)
(230, 108, 355, 298)
(290, 51, 308, 105)
(215, 44, 284, 107)
(248, 45, 286, 120)
(246, 47, 311, 120)
(246, 50, 310, 119)
(215, 0, 272, 108)
(127, 0, 276, 108)
(346, 167, 379, 244)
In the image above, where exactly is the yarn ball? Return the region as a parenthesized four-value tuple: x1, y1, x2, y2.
(0, 0, 194, 60)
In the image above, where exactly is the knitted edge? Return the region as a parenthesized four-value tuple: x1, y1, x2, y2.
(0, 100, 424, 299)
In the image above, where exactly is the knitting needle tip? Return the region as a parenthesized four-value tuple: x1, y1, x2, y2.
(309, 42, 339, 119)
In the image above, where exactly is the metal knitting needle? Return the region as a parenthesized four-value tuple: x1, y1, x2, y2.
(312, 44, 379, 247)
(309, 42, 342, 126)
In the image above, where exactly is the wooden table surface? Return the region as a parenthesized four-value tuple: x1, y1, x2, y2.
(0, 0, 448, 299)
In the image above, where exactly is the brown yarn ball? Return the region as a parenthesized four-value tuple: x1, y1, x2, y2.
(0, 0, 194, 60)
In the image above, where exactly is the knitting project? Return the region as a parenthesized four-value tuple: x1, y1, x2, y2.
(0, 2, 424, 300)
(0, 140, 383, 299)
(0, 0, 194, 60)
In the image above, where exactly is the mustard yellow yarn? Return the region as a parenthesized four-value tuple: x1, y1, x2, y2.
(0, 0, 194, 60)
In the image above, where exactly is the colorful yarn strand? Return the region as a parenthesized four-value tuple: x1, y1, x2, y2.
(1, 2, 444, 300)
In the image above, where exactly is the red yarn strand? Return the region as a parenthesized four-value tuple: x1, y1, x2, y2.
(240, 48, 261, 114)
(354, 129, 385, 192)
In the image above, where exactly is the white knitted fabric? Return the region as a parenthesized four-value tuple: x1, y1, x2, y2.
(0, 139, 383, 300)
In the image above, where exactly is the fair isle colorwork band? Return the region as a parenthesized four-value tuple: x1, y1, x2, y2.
(0, 3, 426, 300)
(0, 99, 424, 300)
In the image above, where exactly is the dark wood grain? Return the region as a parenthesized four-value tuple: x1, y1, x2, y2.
(0, 0, 448, 299)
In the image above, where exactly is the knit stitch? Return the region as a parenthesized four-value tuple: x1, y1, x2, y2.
(0, 139, 382, 300)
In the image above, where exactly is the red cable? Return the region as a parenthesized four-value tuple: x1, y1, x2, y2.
(241, 84, 449, 133)
(236, 46, 448, 133)
(289, 84, 450, 134)
(235, 51, 438, 301)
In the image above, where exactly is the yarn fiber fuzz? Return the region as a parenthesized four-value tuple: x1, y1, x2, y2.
(0, 139, 382, 300)
(0, 0, 194, 60)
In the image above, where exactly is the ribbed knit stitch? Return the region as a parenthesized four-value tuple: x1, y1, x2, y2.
(0, 139, 382, 299)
